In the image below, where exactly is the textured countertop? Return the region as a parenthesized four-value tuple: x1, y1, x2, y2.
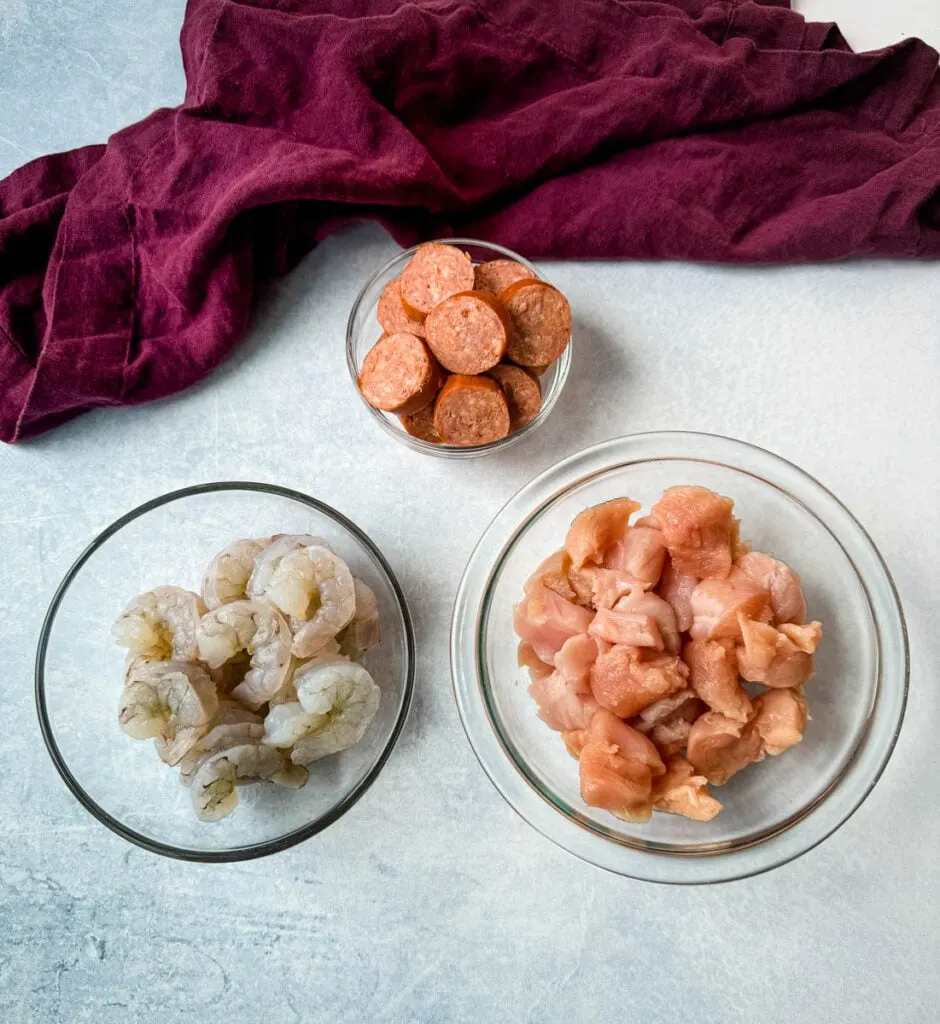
(1, 3, 939, 1022)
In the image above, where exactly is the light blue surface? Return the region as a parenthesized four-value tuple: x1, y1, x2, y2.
(1, 3, 939, 1022)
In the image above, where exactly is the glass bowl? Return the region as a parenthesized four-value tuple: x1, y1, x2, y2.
(345, 238, 571, 458)
(452, 433, 908, 884)
(36, 483, 415, 862)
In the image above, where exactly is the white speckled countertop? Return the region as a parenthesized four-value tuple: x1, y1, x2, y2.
(1, 2, 938, 1021)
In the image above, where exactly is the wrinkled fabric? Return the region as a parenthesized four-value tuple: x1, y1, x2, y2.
(0, 0, 938, 442)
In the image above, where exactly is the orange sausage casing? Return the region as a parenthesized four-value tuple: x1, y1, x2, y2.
(500, 279, 571, 367)
(358, 332, 443, 416)
(473, 259, 536, 296)
(400, 243, 475, 319)
(424, 290, 512, 375)
(377, 276, 426, 338)
(433, 374, 511, 447)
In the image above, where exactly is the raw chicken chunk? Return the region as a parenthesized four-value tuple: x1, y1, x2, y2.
(684, 639, 752, 723)
(689, 577, 770, 641)
(590, 644, 688, 718)
(569, 566, 637, 610)
(604, 526, 667, 587)
(651, 486, 736, 579)
(528, 671, 599, 732)
(578, 711, 665, 822)
(553, 633, 600, 694)
(613, 587, 681, 653)
(733, 551, 806, 625)
(736, 615, 817, 689)
(513, 583, 594, 663)
(634, 689, 706, 758)
(655, 556, 698, 633)
(565, 498, 640, 569)
(778, 621, 822, 653)
(753, 688, 810, 755)
(686, 711, 764, 785)
(525, 550, 577, 603)
(588, 608, 664, 650)
(518, 640, 553, 682)
(652, 756, 723, 821)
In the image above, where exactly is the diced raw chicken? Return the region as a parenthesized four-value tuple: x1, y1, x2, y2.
(686, 711, 763, 785)
(604, 526, 667, 588)
(524, 549, 577, 603)
(518, 640, 553, 682)
(553, 633, 600, 694)
(733, 551, 807, 625)
(528, 671, 599, 732)
(684, 639, 752, 723)
(568, 566, 635, 610)
(730, 517, 750, 560)
(736, 615, 815, 689)
(652, 756, 723, 821)
(778, 620, 822, 654)
(689, 577, 770, 641)
(562, 728, 587, 759)
(513, 583, 594, 663)
(634, 689, 706, 758)
(613, 588, 681, 653)
(564, 498, 640, 569)
(589, 608, 664, 650)
(578, 712, 665, 821)
(753, 688, 810, 755)
(579, 742, 655, 822)
(590, 644, 688, 718)
(651, 486, 736, 579)
(634, 514, 660, 530)
(655, 556, 698, 633)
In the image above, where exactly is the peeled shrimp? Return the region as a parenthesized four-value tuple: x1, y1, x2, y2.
(263, 701, 327, 748)
(201, 538, 269, 610)
(112, 587, 206, 661)
(245, 534, 329, 602)
(191, 743, 308, 822)
(196, 600, 292, 709)
(119, 659, 218, 745)
(338, 578, 381, 658)
(290, 656, 380, 764)
(178, 703, 264, 784)
(253, 545, 356, 658)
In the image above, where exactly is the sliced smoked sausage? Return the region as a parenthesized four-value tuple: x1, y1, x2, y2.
(424, 290, 511, 375)
(400, 243, 475, 318)
(500, 279, 571, 367)
(473, 259, 536, 296)
(433, 374, 511, 447)
(358, 332, 443, 415)
(399, 403, 442, 444)
(377, 276, 426, 338)
(487, 363, 542, 430)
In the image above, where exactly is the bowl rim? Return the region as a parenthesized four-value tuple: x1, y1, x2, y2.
(344, 237, 572, 459)
(451, 431, 909, 884)
(35, 480, 416, 863)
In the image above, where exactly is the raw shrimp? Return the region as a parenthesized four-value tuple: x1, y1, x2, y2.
(201, 538, 269, 610)
(263, 701, 327, 748)
(196, 600, 292, 709)
(178, 703, 264, 784)
(112, 586, 206, 661)
(119, 659, 218, 744)
(652, 756, 722, 821)
(191, 743, 308, 822)
(254, 545, 356, 658)
(338, 578, 381, 658)
(246, 534, 330, 599)
(290, 657, 381, 764)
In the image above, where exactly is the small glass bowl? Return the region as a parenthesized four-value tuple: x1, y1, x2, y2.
(452, 433, 908, 884)
(345, 238, 571, 458)
(35, 483, 415, 862)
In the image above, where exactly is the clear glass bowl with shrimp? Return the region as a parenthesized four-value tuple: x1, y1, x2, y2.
(345, 239, 572, 458)
(36, 483, 415, 862)
(451, 432, 908, 884)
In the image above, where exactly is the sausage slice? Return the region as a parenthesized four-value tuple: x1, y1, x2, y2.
(500, 279, 571, 367)
(424, 290, 511, 375)
(473, 259, 536, 296)
(358, 332, 443, 415)
(399, 404, 442, 444)
(433, 374, 511, 447)
(400, 243, 475, 318)
(487, 363, 542, 430)
(377, 276, 426, 338)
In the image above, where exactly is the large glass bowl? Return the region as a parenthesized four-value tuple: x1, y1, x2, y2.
(452, 433, 908, 884)
(36, 483, 415, 862)
(345, 238, 571, 458)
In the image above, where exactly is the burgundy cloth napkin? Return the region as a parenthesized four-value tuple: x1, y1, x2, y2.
(1, 0, 938, 442)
